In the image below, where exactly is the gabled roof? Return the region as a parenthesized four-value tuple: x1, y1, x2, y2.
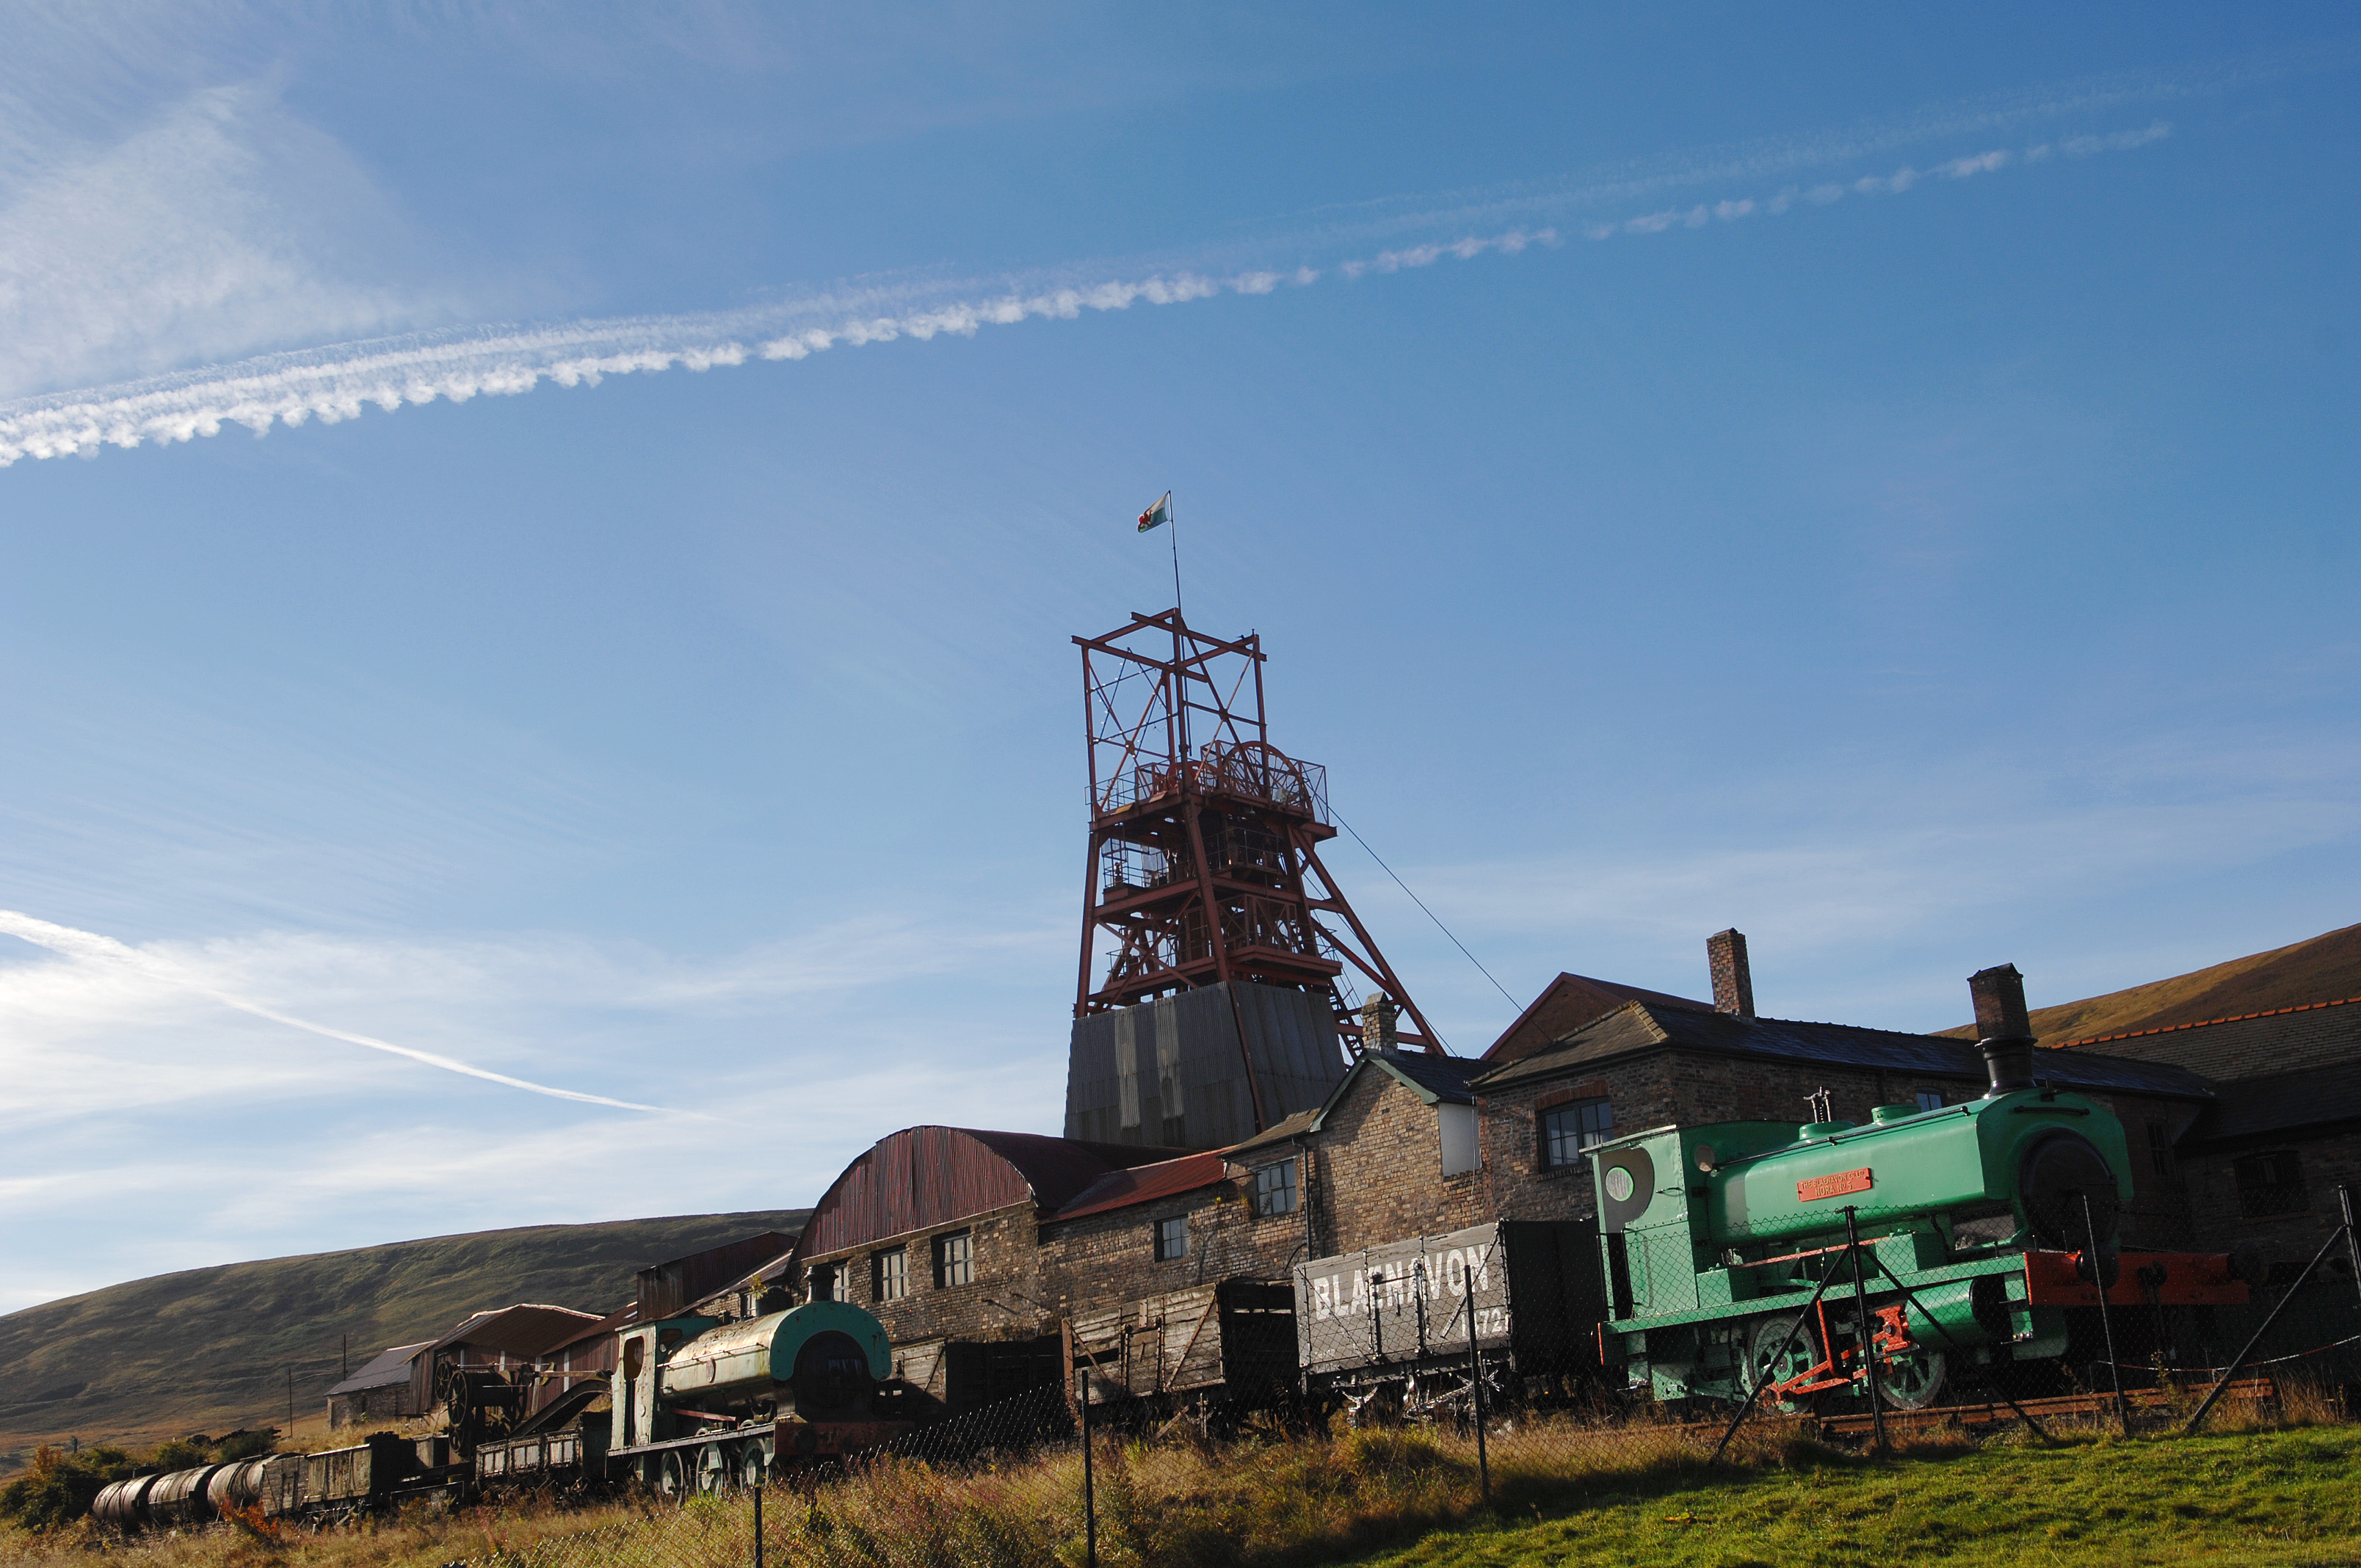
(1476, 1001, 2213, 1100)
(2183, 1061, 2361, 1147)
(429, 1303, 603, 1360)
(1223, 1108, 1319, 1157)
(1049, 1152, 1233, 1222)
(1296, 1049, 1487, 1133)
(1484, 972, 1713, 1062)
(327, 1340, 432, 1397)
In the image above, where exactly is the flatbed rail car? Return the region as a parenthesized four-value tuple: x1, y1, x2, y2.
(1294, 1220, 1603, 1415)
(1068, 1279, 1299, 1408)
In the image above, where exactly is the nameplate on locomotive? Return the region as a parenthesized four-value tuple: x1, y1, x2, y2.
(1796, 1166, 1873, 1201)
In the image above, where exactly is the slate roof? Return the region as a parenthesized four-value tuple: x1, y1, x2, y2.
(1223, 1108, 1319, 1157)
(2042, 996, 2361, 1084)
(2183, 1061, 2361, 1147)
(1048, 1152, 1233, 1222)
(326, 1340, 432, 1397)
(1476, 1001, 2214, 1100)
(1364, 1050, 1486, 1105)
(1484, 972, 1713, 1062)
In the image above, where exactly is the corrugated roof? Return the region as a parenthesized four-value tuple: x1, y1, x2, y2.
(327, 1340, 432, 1397)
(2185, 1061, 2361, 1146)
(1476, 1002, 2213, 1100)
(1048, 1152, 1233, 1221)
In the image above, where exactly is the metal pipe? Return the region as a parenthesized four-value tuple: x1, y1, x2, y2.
(2185, 1219, 2353, 1434)
(1708, 1250, 1846, 1465)
(1843, 1208, 1887, 1453)
(2080, 1191, 2131, 1434)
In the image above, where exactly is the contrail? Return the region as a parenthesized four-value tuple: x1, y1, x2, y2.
(0, 908, 670, 1113)
(0, 119, 2173, 468)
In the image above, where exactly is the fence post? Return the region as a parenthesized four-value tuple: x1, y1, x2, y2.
(2341, 1188, 2361, 1307)
(1842, 1208, 1887, 1454)
(1464, 1280, 1490, 1504)
(2186, 1216, 2353, 1433)
(1078, 1365, 1098, 1568)
(751, 1473, 764, 1568)
(2080, 1191, 2131, 1435)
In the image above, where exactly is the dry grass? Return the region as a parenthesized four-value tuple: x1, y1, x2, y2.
(0, 1398, 2346, 1568)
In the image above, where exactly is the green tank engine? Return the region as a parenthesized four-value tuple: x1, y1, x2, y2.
(1594, 967, 2248, 1411)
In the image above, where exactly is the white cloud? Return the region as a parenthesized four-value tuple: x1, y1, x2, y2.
(0, 79, 444, 400)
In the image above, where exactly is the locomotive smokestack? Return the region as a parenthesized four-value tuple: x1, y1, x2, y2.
(1708, 929, 1755, 1020)
(1968, 963, 2036, 1095)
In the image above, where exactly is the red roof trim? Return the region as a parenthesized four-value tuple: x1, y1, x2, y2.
(2045, 995, 2360, 1050)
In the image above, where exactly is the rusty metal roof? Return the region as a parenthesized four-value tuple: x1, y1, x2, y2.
(326, 1340, 432, 1397)
(793, 1126, 1193, 1261)
(1047, 1152, 1233, 1222)
(428, 1303, 603, 1360)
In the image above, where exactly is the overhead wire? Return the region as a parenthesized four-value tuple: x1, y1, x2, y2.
(1330, 809, 1522, 1016)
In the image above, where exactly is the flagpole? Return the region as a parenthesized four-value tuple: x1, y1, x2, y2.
(1168, 490, 1184, 622)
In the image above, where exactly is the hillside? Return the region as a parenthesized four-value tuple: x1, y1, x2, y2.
(0, 1208, 805, 1475)
(1938, 921, 2361, 1045)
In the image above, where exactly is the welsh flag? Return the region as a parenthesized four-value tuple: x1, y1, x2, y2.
(1136, 492, 1172, 532)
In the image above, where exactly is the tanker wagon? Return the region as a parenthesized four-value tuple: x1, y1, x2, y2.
(1595, 995, 2249, 1412)
(606, 1299, 913, 1495)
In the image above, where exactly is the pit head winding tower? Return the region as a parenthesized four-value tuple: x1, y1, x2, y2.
(1064, 609, 1438, 1152)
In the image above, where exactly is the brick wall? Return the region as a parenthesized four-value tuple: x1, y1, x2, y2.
(1479, 1056, 1676, 1226)
(1307, 1070, 1487, 1256)
(2183, 1128, 2361, 1266)
(1037, 1168, 1306, 1317)
(792, 1201, 1059, 1344)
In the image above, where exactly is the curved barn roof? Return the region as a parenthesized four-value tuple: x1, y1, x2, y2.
(792, 1126, 1188, 1260)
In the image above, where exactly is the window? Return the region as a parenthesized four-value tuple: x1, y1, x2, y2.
(1155, 1215, 1189, 1261)
(2146, 1120, 2176, 1179)
(1915, 1090, 1945, 1112)
(1540, 1098, 1613, 1168)
(1440, 1103, 1481, 1176)
(871, 1247, 907, 1302)
(806, 1264, 838, 1303)
(1252, 1161, 1298, 1217)
(2235, 1152, 2307, 1218)
(934, 1231, 973, 1288)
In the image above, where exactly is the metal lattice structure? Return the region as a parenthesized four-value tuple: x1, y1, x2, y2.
(1073, 609, 1440, 1075)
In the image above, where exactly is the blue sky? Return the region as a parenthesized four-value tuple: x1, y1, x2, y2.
(2, 4, 2356, 1313)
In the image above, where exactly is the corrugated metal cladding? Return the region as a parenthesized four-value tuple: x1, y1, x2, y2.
(1065, 981, 1346, 1150)
(797, 1127, 1035, 1257)
(636, 1230, 797, 1319)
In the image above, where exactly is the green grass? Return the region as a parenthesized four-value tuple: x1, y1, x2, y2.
(0, 1209, 805, 1475)
(1361, 1427, 2361, 1568)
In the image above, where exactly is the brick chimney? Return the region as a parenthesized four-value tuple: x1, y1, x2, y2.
(1707, 929, 1755, 1019)
(1968, 963, 2036, 1094)
(1361, 993, 1399, 1053)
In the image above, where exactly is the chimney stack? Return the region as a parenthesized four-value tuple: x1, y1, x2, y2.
(1968, 963, 2036, 1095)
(1361, 993, 1399, 1053)
(1707, 929, 1755, 1020)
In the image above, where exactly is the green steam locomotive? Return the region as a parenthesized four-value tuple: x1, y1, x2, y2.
(1593, 969, 2248, 1410)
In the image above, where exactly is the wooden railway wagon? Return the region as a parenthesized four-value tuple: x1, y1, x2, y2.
(1069, 1279, 1299, 1406)
(474, 1419, 609, 1491)
(1294, 1220, 1604, 1415)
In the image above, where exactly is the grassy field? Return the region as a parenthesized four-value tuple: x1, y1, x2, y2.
(1363, 1427, 2361, 1568)
(3, 1412, 2353, 1568)
(0, 1209, 806, 1475)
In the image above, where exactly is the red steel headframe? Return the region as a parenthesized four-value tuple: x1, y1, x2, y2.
(1072, 608, 1442, 1070)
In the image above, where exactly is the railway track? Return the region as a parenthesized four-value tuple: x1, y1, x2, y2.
(1808, 1375, 2279, 1440)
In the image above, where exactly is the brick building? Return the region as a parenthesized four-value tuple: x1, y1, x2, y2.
(2033, 997, 2361, 1273)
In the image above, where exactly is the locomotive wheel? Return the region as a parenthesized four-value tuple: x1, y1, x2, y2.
(738, 1446, 769, 1490)
(1878, 1347, 1947, 1410)
(656, 1451, 690, 1500)
(1745, 1317, 1824, 1413)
